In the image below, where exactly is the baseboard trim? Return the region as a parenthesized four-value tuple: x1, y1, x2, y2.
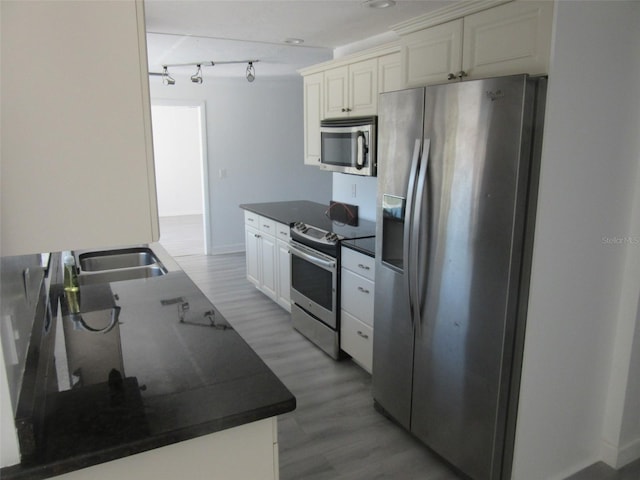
(601, 436, 640, 469)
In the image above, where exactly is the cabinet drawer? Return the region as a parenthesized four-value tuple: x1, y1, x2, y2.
(275, 222, 290, 242)
(341, 247, 375, 281)
(244, 210, 260, 226)
(341, 269, 374, 325)
(341, 311, 373, 373)
(259, 217, 276, 235)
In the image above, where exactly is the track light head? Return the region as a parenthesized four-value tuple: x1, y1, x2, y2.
(162, 66, 175, 86)
(190, 64, 203, 84)
(246, 61, 255, 83)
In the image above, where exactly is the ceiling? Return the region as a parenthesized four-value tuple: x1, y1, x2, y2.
(144, 0, 457, 79)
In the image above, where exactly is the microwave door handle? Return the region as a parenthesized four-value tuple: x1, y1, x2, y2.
(355, 131, 367, 169)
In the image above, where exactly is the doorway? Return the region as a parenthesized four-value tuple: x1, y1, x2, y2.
(151, 101, 209, 256)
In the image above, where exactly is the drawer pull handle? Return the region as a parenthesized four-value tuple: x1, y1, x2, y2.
(247, 218, 254, 222)
(254, 234, 261, 239)
(357, 263, 370, 270)
(357, 286, 370, 294)
(263, 224, 270, 229)
(357, 330, 369, 339)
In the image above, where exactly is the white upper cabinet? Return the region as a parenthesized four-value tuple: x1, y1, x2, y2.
(324, 59, 378, 118)
(402, 19, 464, 87)
(378, 52, 403, 93)
(300, 48, 398, 167)
(349, 59, 379, 116)
(324, 65, 349, 118)
(303, 72, 324, 165)
(1, 0, 159, 256)
(462, 0, 554, 78)
(400, 0, 554, 86)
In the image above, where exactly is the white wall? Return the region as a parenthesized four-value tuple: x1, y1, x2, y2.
(151, 104, 204, 217)
(150, 76, 332, 254)
(512, 1, 640, 478)
(331, 173, 377, 221)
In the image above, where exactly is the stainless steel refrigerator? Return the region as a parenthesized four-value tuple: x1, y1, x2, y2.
(373, 74, 546, 480)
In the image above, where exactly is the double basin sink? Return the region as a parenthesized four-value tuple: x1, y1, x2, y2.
(76, 246, 168, 285)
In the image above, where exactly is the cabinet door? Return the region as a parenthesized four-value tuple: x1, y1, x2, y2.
(303, 72, 323, 165)
(402, 19, 463, 87)
(245, 226, 261, 287)
(341, 311, 373, 373)
(378, 52, 403, 93)
(341, 269, 375, 326)
(462, 0, 553, 78)
(349, 58, 378, 116)
(1, 0, 159, 256)
(259, 233, 278, 301)
(324, 65, 349, 118)
(276, 239, 291, 312)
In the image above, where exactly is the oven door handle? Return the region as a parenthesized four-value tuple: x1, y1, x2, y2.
(289, 244, 336, 271)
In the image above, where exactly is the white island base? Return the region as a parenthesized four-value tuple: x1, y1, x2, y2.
(50, 418, 279, 480)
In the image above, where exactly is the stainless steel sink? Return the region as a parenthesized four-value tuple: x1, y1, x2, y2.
(78, 265, 166, 286)
(75, 246, 170, 285)
(79, 247, 159, 271)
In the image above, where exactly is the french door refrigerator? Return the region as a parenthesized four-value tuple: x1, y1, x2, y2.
(372, 74, 546, 480)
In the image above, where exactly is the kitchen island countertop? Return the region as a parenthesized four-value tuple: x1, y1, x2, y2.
(1, 244, 295, 480)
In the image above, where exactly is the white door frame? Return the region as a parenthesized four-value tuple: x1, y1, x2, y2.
(150, 99, 211, 255)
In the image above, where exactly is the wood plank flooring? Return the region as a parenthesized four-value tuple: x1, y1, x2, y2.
(176, 253, 462, 480)
(162, 220, 640, 480)
(159, 215, 205, 257)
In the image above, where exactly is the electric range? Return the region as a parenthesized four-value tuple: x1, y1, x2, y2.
(289, 218, 375, 359)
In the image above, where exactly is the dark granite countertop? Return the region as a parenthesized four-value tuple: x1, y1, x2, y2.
(240, 201, 377, 242)
(2, 244, 295, 480)
(240, 200, 332, 230)
(341, 237, 376, 257)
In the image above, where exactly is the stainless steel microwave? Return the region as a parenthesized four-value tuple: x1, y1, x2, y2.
(319, 116, 377, 176)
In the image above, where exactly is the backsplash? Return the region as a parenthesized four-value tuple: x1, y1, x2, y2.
(1, 255, 47, 413)
(332, 173, 378, 222)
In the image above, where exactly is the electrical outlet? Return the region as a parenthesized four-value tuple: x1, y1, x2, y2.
(219, 168, 227, 179)
(351, 184, 357, 198)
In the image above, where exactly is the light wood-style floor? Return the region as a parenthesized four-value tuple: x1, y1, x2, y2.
(159, 215, 205, 257)
(162, 218, 640, 480)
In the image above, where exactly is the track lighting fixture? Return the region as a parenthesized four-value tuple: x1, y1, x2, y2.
(190, 64, 203, 84)
(153, 60, 259, 85)
(162, 66, 175, 86)
(246, 61, 255, 83)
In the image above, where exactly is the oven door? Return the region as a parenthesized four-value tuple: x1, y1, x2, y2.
(289, 241, 337, 328)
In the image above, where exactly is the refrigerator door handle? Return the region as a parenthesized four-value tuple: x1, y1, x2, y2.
(411, 139, 430, 338)
(404, 138, 422, 327)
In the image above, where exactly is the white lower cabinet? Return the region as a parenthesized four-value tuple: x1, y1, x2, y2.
(276, 224, 291, 312)
(245, 225, 261, 287)
(260, 233, 278, 301)
(340, 247, 375, 373)
(244, 211, 291, 312)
